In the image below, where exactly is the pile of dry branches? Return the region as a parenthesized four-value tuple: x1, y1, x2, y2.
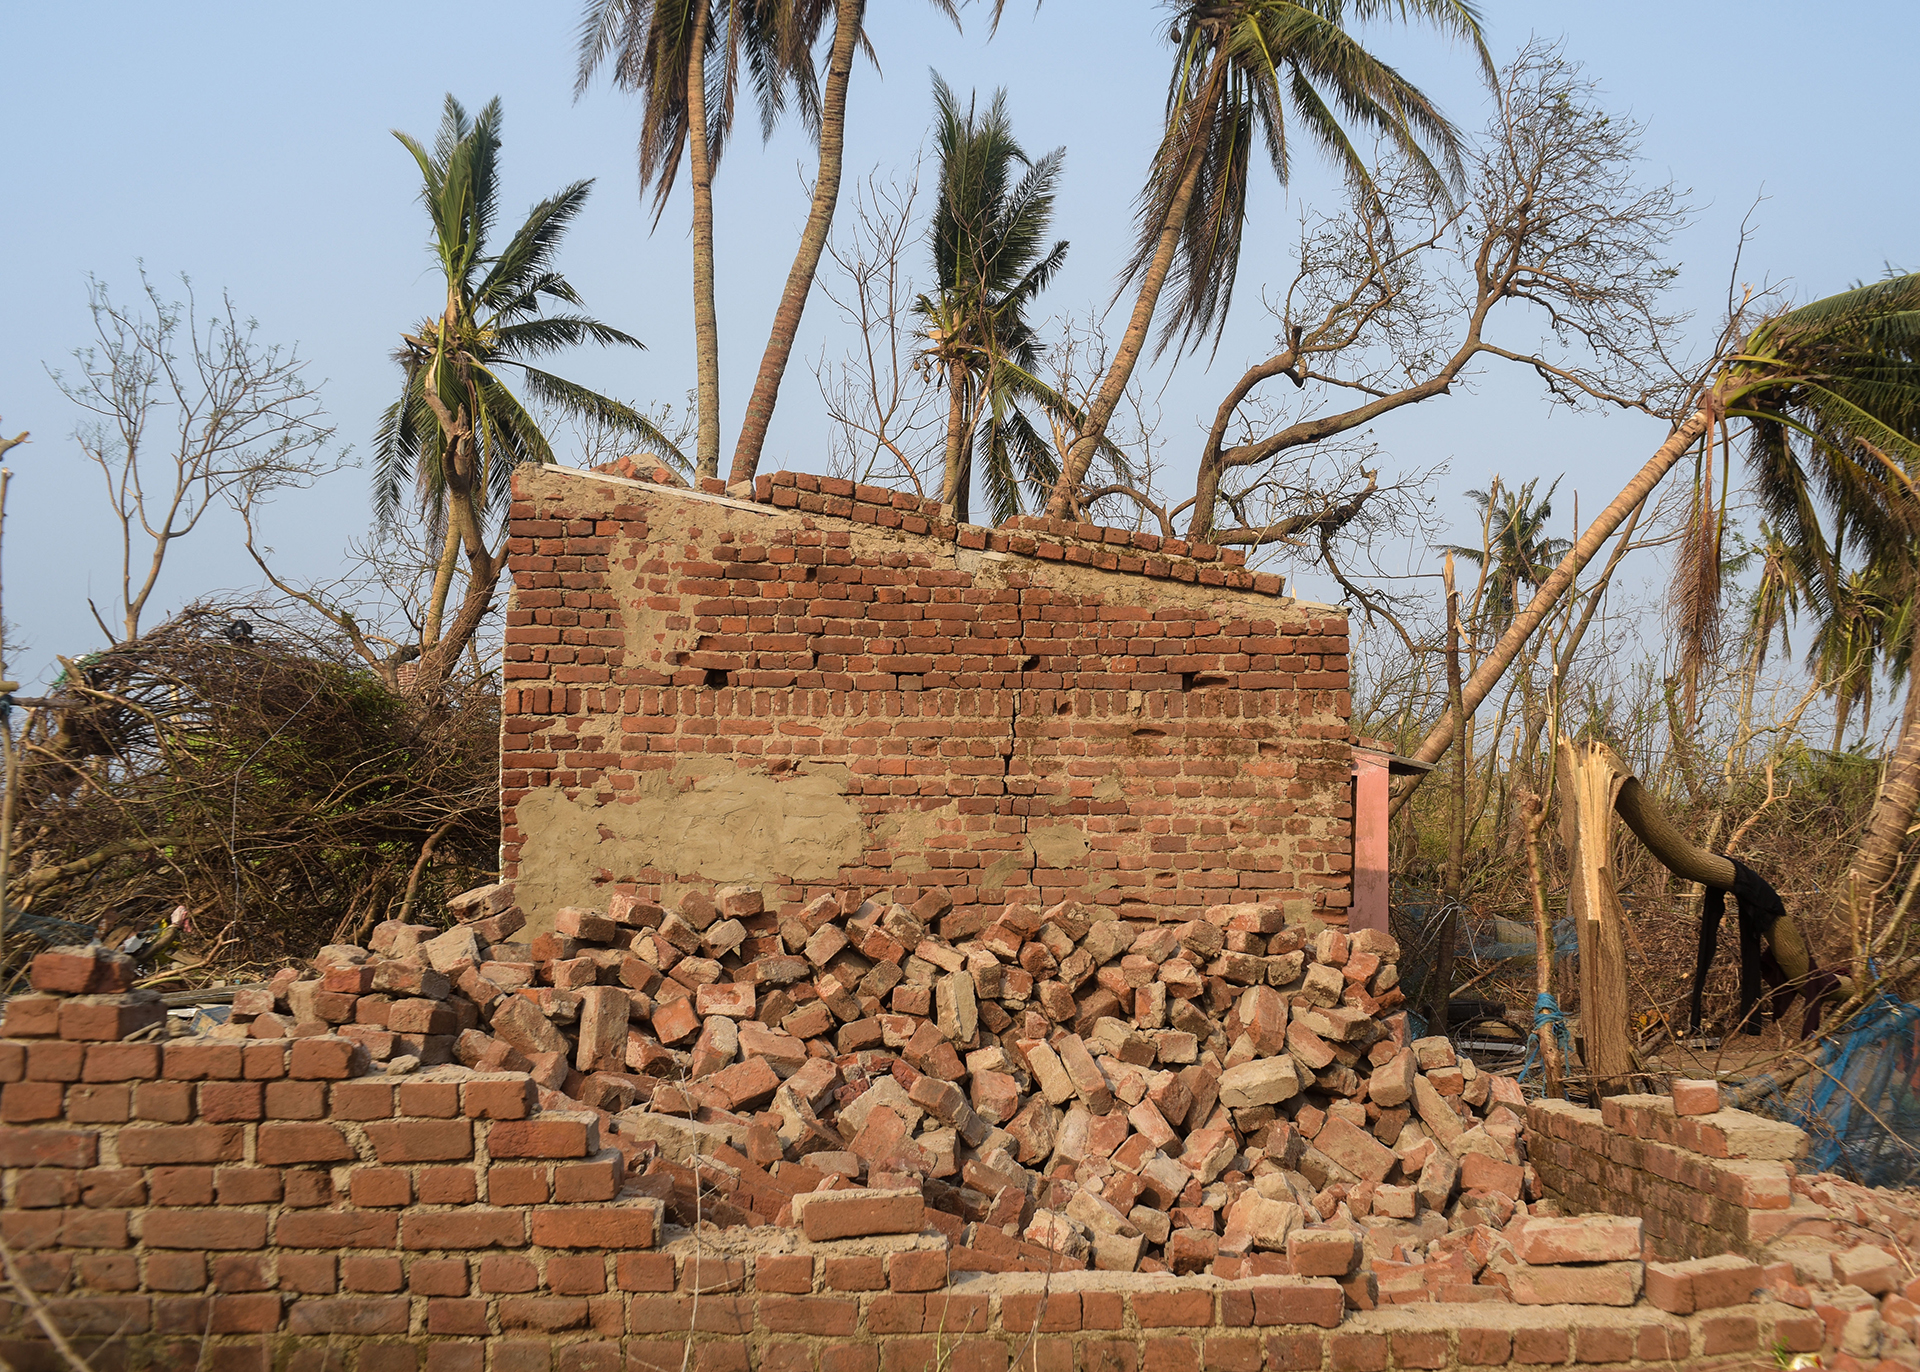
(1, 606, 496, 988)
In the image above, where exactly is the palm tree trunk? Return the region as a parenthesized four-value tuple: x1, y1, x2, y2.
(727, 0, 863, 488)
(1043, 50, 1220, 519)
(421, 523, 463, 653)
(687, 1, 722, 480)
(1843, 618, 1920, 984)
(1390, 405, 1714, 814)
(941, 360, 968, 521)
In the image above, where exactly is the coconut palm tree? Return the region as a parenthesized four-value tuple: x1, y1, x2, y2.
(375, 95, 675, 694)
(1043, 0, 1493, 517)
(728, 0, 961, 490)
(1445, 477, 1572, 633)
(914, 76, 1071, 525)
(577, 1, 816, 480)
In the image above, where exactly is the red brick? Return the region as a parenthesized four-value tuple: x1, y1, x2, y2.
(27, 1039, 86, 1080)
(288, 1038, 357, 1079)
(427, 1298, 491, 1335)
(198, 1081, 264, 1121)
(398, 1080, 461, 1118)
(242, 1041, 287, 1078)
(359, 1347, 419, 1372)
(530, 1206, 657, 1249)
(2, 1080, 64, 1122)
(464, 1074, 537, 1119)
(758, 1254, 815, 1293)
(489, 1117, 594, 1158)
(628, 1294, 754, 1334)
(606, 1254, 673, 1300)
(479, 1254, 540, 1293)
(145, 1252, 208, 1291)
(163, 1042, 245, 1080)
(1456, 1329, 1511, 1366)
(275, 1212, 398, 1248)
(500, 1296, 591, 1330)
(417, 1166, 478, 1204)
(427, 1346, 484, 1372)
(889, 1248, 949, 1292)
(65, 1083, 130, 1123)
(489, 1164, 549, 1204)
(216, 1167, 282, 1205)
(213, 1255, 273, 1292)
(149, 1166, 215, 1206)
(0, 1125, 97, 1167)
(401, 1209, 526, 1250)
(759, 1295, 859, 1335)
(409, 1257, 470, 1296)
(1386, 1331, 1447, 1371)
(343, 1256, 406, 1292)
(1510, 1327, 1569, 1365)
(349, 1168, 413, 1207)
(1326, 1333, 1387, 1372)
(364, 1118, 472, 1162)
(1200, 1336, 1262, 1372)
(257, 1122, 354, 1164)
(823, 1255, 886, 1291)
(278, 1253, 337, 1293)
(83, 1042, 160, 1081)
(144, 1211, 268, 1250)
(118, 1124, 245, 1165)
(1006, 1293, 1081, 1333)
(331, 1079, 395, 1119)
(547, 1254, 607, 1294)
(265, 1079, 327, 1119)
(819, 1348, 872, 1372)
(286, 1297, 410, 1334)
(134, 1080, 195, 1122)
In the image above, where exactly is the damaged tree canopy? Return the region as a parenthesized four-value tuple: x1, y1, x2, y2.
(3, 608, 496, 963)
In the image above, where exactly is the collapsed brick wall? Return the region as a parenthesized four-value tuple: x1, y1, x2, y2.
(1526, 1092, 1829, 1263)
(499, 468, 1353, 930)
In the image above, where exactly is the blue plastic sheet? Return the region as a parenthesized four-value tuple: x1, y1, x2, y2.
(1749, 994, 1920, 1188)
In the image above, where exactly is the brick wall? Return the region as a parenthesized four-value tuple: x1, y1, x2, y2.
(500, 468, 1353, 930)
(1526, 1094, 1828, 1261)
(0, 1030, 664, 1370)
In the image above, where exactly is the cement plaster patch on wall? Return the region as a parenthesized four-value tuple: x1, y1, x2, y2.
(514, 761, 865, 915)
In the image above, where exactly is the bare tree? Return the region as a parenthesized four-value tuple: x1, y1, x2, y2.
(1159, 41, 1689, 552)
(50, 271, 339, 644)
(814, 170, 943, 496)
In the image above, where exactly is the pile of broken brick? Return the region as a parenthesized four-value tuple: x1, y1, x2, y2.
(165, 881, 1556, 1282)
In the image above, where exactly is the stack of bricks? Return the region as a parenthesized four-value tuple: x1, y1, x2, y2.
(1525, 1077, 1823, 1262)
(500, 463, 1352, 929)
(0, 945, 1898, 1368)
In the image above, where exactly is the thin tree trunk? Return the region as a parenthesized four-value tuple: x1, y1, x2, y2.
(1430, 562, 1464, 1035)
(1522, 791, 1563, 1098)
(1044, 51, 1221, 519)
(727, 0, 862, 487)
(1392, 405, 1714, 813)
(421, 522, 463, 653)
(687, 1, 721, 480)
(941, 359, 968, 521)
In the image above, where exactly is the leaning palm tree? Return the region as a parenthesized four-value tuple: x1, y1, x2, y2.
(914, 76, 1071, 525)
(1396, 272, 1920, 984)
(576, 1, 816, 479)
(376, 95, 676, 695)
(1044, 0, 1493, 516)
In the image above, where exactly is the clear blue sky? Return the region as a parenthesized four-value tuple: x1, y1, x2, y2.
(3, 1, 1914, 686)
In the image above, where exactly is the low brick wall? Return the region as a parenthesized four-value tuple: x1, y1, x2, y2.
(2, 1029, 1838, 1370)
(1525, 1093, 1829, 1261)
(0, 1031, 662, 1370)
